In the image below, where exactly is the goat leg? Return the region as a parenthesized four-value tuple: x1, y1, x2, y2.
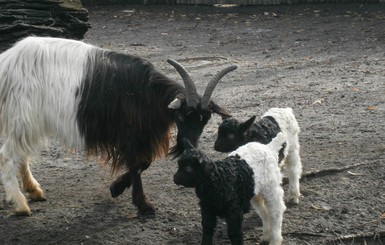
(110, 171, 132, 198)
(131, 170, 155, 216)
(201, 209, 217, 245)
(225, 211, 244, 245)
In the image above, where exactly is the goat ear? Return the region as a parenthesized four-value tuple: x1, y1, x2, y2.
(198, 156, 211, 176)
(182, 138, 195, 150)
(209, 101, 232, 119)
(239, 115, 256, 134)
(168, 98, 182, 109)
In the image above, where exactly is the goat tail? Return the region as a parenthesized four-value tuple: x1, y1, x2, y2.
(269, 132, 288, 153)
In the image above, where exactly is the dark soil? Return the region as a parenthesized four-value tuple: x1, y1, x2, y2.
(1, 3, 384, 245)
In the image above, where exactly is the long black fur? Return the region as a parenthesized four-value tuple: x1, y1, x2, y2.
(76, 49, 231, 215)
(196, 156, 255, 216)
(245, 116, 280, 144)
(77, 50, 182, 171)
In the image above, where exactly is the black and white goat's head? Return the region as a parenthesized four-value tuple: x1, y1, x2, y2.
(214, 115, 256, 152)
(167, 59, 237, 157)
(173, 138, 212, 188)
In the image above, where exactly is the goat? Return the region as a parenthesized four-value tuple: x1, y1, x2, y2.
(214, 107, 302, 204)
(174, 135, 287, 245)
(0, 36, 237, 216)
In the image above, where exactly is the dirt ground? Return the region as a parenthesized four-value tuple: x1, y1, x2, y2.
(0, 3, 384, 245)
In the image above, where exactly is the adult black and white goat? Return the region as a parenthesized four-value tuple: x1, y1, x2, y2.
(0, 36, 236, 216)
(174, 135, 287, 245)
(214, 108, 302, 204)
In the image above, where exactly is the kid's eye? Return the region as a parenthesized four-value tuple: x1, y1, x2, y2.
(227, 134, 235, 140)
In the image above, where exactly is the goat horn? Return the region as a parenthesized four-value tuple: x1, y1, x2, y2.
(167, 59, 198, 108)
(201, 65, 237, 109)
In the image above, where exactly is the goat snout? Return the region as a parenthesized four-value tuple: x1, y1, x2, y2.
(214, 142, 232, 153)
(173, 173, 182, 185)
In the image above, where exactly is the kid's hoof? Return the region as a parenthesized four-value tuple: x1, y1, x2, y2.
(286, 198, 299, 208)
(30, 195, 47, 202)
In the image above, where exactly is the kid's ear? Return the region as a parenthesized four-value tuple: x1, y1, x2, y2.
(239, 115, 256, 134)
(198, 155, 212, 175)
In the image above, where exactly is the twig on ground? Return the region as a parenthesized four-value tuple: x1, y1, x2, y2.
(282, 162, 368, 185)
(283, 231, 332, 237)
(324, 230, 385, 244)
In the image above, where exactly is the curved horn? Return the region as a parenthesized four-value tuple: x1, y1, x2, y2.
(201, 65, 237, 109)
(167, 59, 198, 108)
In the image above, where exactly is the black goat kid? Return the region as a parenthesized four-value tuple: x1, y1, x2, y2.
(174, 139, 255, 245)
(174, 137, 286, 245)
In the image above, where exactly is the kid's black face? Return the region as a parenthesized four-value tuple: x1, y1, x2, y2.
(173, 161, 200, 188)
(173, 148, 208, 188)
(214, 117, 243, 152)
(214, 116, 256, 152)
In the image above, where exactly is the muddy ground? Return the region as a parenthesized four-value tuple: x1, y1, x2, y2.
(0, 3, 384, 245)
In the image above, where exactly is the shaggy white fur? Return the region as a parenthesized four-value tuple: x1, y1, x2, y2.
(229, 132, 287, 245)
(0, 37, 95, 215)
(0, 37, 94, 153)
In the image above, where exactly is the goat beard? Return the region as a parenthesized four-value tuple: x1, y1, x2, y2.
(168, 136, 199, 159)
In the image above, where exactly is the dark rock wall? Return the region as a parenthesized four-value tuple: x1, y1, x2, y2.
(0, 0, 90, 51)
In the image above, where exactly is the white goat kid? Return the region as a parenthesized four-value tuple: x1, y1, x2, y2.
(215, 107, 302, 204)
(263, 108, 302, 204)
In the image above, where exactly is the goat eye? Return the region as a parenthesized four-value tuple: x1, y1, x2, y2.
(184, 166, 193, 173)
(178, 114, 184, 122)
(227, 134, 235, 140)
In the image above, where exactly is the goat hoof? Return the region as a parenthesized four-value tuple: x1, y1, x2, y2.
(32, 196, 47, 202)
(286, 198, 299, 208)
(29, 193, 47, 202)
(15, 210, 32, 216)
(110, 173, 132, 198)
(26, 187, 46, 202)
(110, 183, 127, 198)
(137, 205, 156, 217)
(110, 180, 132, 198)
